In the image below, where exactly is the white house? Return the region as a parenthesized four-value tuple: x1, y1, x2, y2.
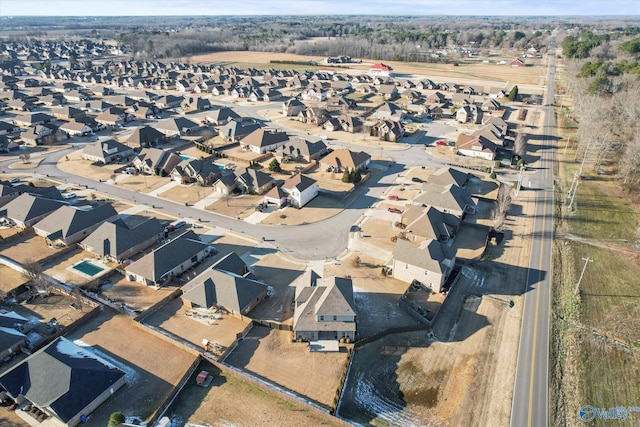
(391, 239, 456, 293)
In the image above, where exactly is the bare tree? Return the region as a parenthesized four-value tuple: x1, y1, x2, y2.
(514, 125, 528, 158)
(19, 152, 31, 164)
(491, 183, 513, 232)
(22, 259, 51, 294)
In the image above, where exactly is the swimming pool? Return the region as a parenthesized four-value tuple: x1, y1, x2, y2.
(71, 260, 105, 277)
(180, 155, 193, 161)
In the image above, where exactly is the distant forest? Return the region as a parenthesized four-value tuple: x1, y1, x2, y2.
(0, 15, 566, 62)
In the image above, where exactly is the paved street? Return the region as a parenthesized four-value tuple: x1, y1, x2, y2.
(510, 33, 557, 427)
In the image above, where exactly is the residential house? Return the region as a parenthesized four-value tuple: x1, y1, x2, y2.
(509, 58, 525, 67)
(427, 166, 469, 188)
(0, 135, 18, 153)
(155, 94, 184, 110)
(375, 102, 404, 121)
(234, 167, 275, 194)
(82, 139, 134, 164)
(293, 273, 357, 341)
(155, 117, 201, 138)
(371, 120, 404, 142)
(0, 183, 21, 208)
(51, 106, 86, 120)
(297, 107, 330, 126)
(80, 217, 164, 261)
(171, 157, 222, 185)
(33, 203, 120, 247)
(276, 136, 328, 162)
(21, 123, 63, 146)
(0, 193, 67, 228)
(400, 205, 457, 244)
(282, 98, 306, 117)
(264, 174, 318, 208)
(0, 311, 29, 361)
(182, 96, 211, 112)
(455, 133, 499, 160)
(212, 173, 239, 195)
(219, 119, 261, 142)
(323, 117, 342, 132)
(412, 183, 477, 219)
(240, 128, 289, 154)
(13, 112, 56, 127)
(368, 62, 394, 77)
(133, 147, 182, 176)
(125, 230, 213, 287)
(391, 238, 456, 293)
(181, 252, 269, 318)
(377, 84, 398, 100)
(125, 125, 167, 148)
(0, 120, 21, 136)
(205, 107, 241, 125)
(338, 114, 363, 133)
(456, 105, 482, 124)
(0, 337, 126, 427)
(59, 120, 93, 137)
(319, 148, 371, 173)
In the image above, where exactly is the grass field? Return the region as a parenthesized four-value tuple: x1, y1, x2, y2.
(551, 75, 640, 426)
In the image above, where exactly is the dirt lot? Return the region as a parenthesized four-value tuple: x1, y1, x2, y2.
(359, 217, 398, 253)
(260, 194, 344, 226)
(100, 274, 180, 313)
(167, 359, 342, 427)
(56, 149, 118, 182)
(225, 326, 348, 407)
(143, 297, 249, 352)
(206, 194, 264, 219)
(66, 309, 199, 426)
(248, 253, 306, 322)
(0, 264, 28, 294)
(159, 182, 218, 205)
(189, 51, 544, 86)
(7, 291, 93, 328)
(0, 232, 67, 265)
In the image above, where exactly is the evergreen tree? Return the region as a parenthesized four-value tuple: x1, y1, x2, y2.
(341, 168, 351, 183)
(508, 85, 519, 102)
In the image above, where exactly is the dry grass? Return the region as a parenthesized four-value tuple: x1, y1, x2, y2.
(159, 183, 218, 205)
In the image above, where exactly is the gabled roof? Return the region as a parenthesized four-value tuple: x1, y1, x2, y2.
(181, 252, 267, 314)
(278, 137, 327, 158)
(234, 167, 274, 189)
(392, 238, 456, 274)
(34, 203, 119, 242)
(427, 167, 468, 188)
(293, 275, 357, 333)
(320, 149, 371, 170)
(456, 133, 499, 155)
(0, 193, 66, 225)
(206, 107, 240, 123)
(240, 128, 288, 148)
(82, 139, 132, 160)
(82, 217, 163, 259)
(0, 337, 125, 423)
(282, 174, 316, 193)
(414, 183, 476, 214)
(155, 117, 200, 133)
(126, 125, 165, 146)
(126, 230, 209, 282)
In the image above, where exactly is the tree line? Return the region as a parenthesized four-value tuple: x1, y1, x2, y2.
(562, 25, 640, 192)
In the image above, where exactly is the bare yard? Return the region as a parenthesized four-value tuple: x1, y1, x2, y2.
(66, 309, 199, 426)
(167, 359, 342, 427)
(225, 326, 348, 407)
(0, 232, 66, 265)
(159, 183, 218, 205)
(261, 194, 344, 226)
(206, 194, 264, 219)
(0, 264, 28, 294)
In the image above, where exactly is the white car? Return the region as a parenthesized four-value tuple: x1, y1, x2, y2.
(62, 192, 77, 200)
(9, 177, 20, 184)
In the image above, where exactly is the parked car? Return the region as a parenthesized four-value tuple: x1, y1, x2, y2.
(62, 192, 76, 200)
(171, 220, 186, 229)
(436, 140, 448, 146)
(388, 195, 399, 201)
(411, 177, 423, 183)
(388, 207, 403, 214)
(9, 177, 20, 184)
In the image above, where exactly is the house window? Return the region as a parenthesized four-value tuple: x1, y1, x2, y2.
(319, 315, 324, 321)
(425, 270, 429, 275)
(406, 264, 409, 269)
(333, 315, 337, 321)
(191, 255, 198, 263)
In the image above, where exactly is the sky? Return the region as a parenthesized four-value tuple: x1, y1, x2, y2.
(0, 0, 638, 16)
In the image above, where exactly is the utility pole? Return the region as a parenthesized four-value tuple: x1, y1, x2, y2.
(515, 163, 525, 197)
(568, 179, 580, 211)
(574, 257, 593, 295)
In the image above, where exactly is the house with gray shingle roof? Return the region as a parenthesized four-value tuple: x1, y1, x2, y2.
(125, 230, 214, 287)
(413, 183, 477, 218)
(0, 337, 126, 427)
(239, 128, 289, 154)
(234, 167, 275, 195)
(125, 125, 167, 148)
(82, 139, 134, 164)
(293, 273, 357, 341)
(80, 217, 164, 261)
(33, 203, 120, 247)
(181, 252, 268, 318)
(0, 311, 29, 360)
(205, 107, 241, 126)
(276, 136, 328, 162)
(391, 238, 456, 293)
(0, 193, 67, 228)
(154, 117, 201, 137)
(133, 147, 181, 176)
(170, 157, 221, 186)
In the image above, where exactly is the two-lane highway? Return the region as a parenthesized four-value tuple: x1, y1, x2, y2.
(510, 34, 557, 427)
